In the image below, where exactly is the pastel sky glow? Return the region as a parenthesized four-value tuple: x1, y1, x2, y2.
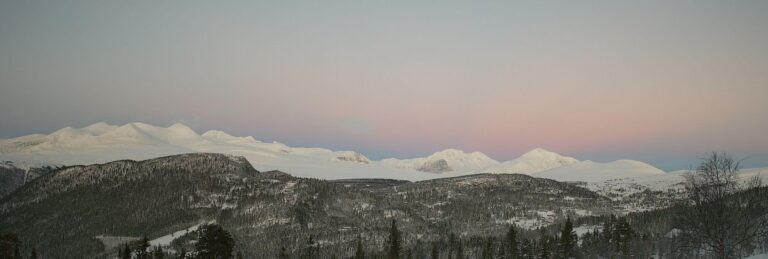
(1, 1, 767, 170)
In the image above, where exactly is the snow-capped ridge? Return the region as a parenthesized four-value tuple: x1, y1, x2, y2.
(331, 151, 371, 164)
(532, 159, 664, 182)
(487, 148, 580, 175)
(1, 122, 668, 182)
(378, 148, 499, 174)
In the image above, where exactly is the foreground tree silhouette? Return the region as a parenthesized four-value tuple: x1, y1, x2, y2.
(278, 246, 289, 259)
(176, 248, 186, 259)
(195, 224, 235, 259)
(387, 220, 401, 259)
(137, 234, 150, 259)
(355, 236, 365, 259)
(505, 226, 519, 258)
(0, 233, 21, 259)
(122, 244, 131, 259)
(558, 217, 577, 259)
(677, 152, 768, 258)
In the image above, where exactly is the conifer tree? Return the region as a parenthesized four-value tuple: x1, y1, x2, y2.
(448, 232, 457, 259)
(614, 217, 634, 257)
(29, 248, 37, 259)
(137, 234, 151, 259)
(122, 244, 132, 259)
(431, 243, 439, 259)
(387, 220, 401, 259)
(456, 239, 465, 259)
(506, 226, 519, 259)
(538, 234, 550, 259)
(520, 239, 533, 259)
(176, 248, 186, 259)
(355, 236, 365, 259)
(0, 233, 21, 259)
(153, 246, 165, 259)
(558, 218, 577, 259)
(301, 234, 317, 259)
(482, 238, 493, 259)
(278, 246, 290, 259)
(195, 224, 234, 259)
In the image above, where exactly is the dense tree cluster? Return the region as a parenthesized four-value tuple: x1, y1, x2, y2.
(2, 152, 768, 258)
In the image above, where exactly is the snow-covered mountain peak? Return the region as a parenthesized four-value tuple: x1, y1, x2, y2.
(1, 121, 674, 182)
(331, 151, 371, 164)
(201, 130, 235, 140)
(168, 123, 195, 132)
(378, 148, 499, 174)
(165, 123, 201, 137)
(518, 148, 564, 159)
(484, 148, 580, 175)
(100, 123, 159, 145)
(81, 122, 117, 135)
(429, 149, 490, 160)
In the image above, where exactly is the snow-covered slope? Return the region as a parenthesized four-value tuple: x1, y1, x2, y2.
(486, 148, 580, 174)
(1, 122, 674, 182)
(532, 160, 665, 182)
(379, 149, 499, 173)
(0, 122, 426, 180)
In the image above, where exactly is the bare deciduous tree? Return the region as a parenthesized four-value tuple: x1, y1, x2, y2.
(677, 152, 768, 258)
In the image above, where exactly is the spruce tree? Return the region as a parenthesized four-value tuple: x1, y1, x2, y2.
(615, 217, 634, 257)
(456, 239, 464, 259)
(506, 226, 518, 259)
(538, 234, 550, 259)
(153, 246, 165, 259)
(122, 244, 132, 259)
(0, 233, 21, 259)
(387, 219, 401, 259)
(355, 236, 365, 259)
(195, 224, 235, 259)
(482, 238, 493, 259)
(520, 239, 532, 259)
(431, 243, 439, 259)
(558, 218, 577, 259)
(278, 246, 290, 259)
(448, 232, 456, 259)
(301, 234, 317, 259)
(176, 248, 186, 259)
(137, 234, 150, 259)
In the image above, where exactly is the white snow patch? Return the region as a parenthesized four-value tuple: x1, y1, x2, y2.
(149, 220, 214, 247)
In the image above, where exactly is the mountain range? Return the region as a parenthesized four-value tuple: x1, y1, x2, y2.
(0, 122, 667, 183)
(0, 153, 614, 258)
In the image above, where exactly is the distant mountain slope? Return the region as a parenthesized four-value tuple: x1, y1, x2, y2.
(378, 148, 500, 173)
(0, 153, 258, 258)
(1, 122, 666, 182)
(532, 159, 665, 182)
(485, 148, 580, 174)
(0, 153, 614, 258)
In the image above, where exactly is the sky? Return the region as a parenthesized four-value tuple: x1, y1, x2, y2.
(1, 1, 767, 171)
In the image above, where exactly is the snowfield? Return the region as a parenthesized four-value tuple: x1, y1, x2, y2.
(1, 122, 764, 189)
(3, 122, 767, 216)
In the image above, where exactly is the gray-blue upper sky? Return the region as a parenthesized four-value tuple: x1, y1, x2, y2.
(1, 1, 767, 170)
